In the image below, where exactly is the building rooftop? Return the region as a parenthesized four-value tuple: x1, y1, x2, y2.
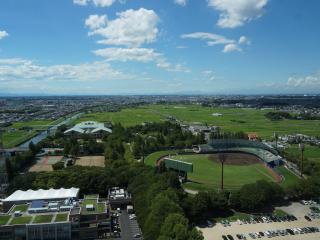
(64, 121, 112, 135)
(3, 187, 80, 202)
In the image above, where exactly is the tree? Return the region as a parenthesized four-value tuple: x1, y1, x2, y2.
(144, 193, 183, 240)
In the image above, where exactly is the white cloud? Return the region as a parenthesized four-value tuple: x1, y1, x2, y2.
(202, 70, 216, 81)
(0, 58, 129, 83)
(0, 30, 9, 40)
(176, 45, 188, 49)
(182, 32, 247, 53)
(208, 0, 268, 28)
(74, 0, 116, 7)
(175, 0, 187, 6)
(182, 32, 234, 46)
(93, 47, 190, 72)
(88, 8, 159, 48)
(287, 74, 320, 88)
(94, 47, 161, 62)
(85, 15, 108, 30)
(239, 35, 250, 45)
(73, 0, 89, 6)
(223, 43, 242, 53)
(92, 0, 116, 7)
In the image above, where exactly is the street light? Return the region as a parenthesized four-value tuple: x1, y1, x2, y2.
(218, 153, 227, 191)
(299, 143, 305, 178)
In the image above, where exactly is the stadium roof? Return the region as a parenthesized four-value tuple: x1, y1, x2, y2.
(3, 188, 80, 202)
(64, 121, 112, 135)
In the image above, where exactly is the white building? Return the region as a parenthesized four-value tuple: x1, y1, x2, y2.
(64, 121, 112, 138)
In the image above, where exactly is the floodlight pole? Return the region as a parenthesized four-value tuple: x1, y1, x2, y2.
(219, 153, 226, 191)
(299, 143, 304, 178)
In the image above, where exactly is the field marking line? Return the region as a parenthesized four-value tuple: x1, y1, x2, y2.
(254, 165, 277, 182)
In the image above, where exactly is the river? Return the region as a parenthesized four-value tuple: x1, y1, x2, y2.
(19, 112, 83, 149)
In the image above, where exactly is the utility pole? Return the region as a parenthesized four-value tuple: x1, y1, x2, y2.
(299, 143, 305, 178)
(219, 153, 227, 191)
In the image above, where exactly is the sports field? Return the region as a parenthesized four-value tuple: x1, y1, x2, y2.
(75, 104, 320, 139)
(75, 156, 105, 167)
(146, 151, 299, 191)
(29, 155, 63, 172)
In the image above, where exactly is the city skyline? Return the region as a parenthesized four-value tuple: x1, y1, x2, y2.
(0, 0, 320, 95)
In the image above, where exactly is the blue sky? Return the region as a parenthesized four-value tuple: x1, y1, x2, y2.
(0, 0, 320, 95)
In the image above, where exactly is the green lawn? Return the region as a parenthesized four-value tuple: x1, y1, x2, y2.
(146, 152, 278, 191)
(10, 216, 32, 225)
(11, 204, 29, 213)
(75, 104, 320, 139)
(275, 166, 300, 188)
(145, 150, 180, 166)
(146, 151, 300, 191)
(33, 215, 53, 223)
(178, 154, 277, 191)
(273, 209, 288, 217)
(213, 211, 253, 222)
(285, 144, 320, 162)
(0, 216, 10, 225)
(81, 199, 106, 214)
(3, 120, 52, 148)
(55, 213, 69, 222)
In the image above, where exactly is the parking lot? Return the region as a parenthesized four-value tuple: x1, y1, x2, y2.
(118, 211, 143, 240)
(198, 202, 320, 240)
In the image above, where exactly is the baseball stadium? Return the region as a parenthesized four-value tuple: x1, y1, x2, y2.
(146, 139, 298, 191)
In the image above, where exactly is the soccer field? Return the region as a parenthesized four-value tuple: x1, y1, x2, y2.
(75, 104, 320, 139)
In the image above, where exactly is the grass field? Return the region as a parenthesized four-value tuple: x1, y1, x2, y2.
(0, 216, 10, 225)
(55, 213, 68, 222)
(10, 216, 32, 225)
(285, 144, 320, 162)
(33, 214, 53, 223)
(80, 199, 105, 214)
(11, 204, 29, 213)
(275, 166, 301, 188)
(146, 151, 300, 191)
(2, 120, 52, 148)
(75, 104, 320, 139)
(146, 152, 281, 191)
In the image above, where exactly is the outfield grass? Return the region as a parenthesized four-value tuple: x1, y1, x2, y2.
(145, 150, 180, 166)
(33, 215, 53, 223)
(146, 151, 300, 191)
(275, 166, 300, 188)
(0, 215, 10, 225)
(177, 154, 277, 191)
(146, 152, 279, 191)
(75, 104, 320, 139)
(55, 213, 68, 222)
(10, 216, 32, 225)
